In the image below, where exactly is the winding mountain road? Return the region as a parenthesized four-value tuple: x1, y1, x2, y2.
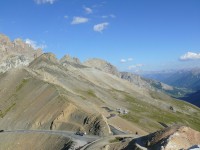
(3, 129, 99, 142)
(1, 125, 132, 150)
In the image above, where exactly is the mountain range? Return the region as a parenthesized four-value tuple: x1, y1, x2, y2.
(0, 34, 200, 150)
(144, 69, 200, 107)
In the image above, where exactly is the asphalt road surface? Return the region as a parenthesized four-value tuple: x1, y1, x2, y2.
(4, 129, 99, 142)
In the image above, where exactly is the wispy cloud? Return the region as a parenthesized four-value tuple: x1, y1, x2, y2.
(71, 17, 89, 25)
(110, 14, 116, 18)
(102, 14, 116, 19)
(64, 15, 68, 19)
(102, 16, 108, 19)
(120, 59, 126, 63)
(120, 58, 133, 63)
(180, 52, 200, 61)
(25, 39, 47, 50)
(93, 22, 109, 32)
(128, 64, 144, 70)
(34, 0, 57, 4)
(84, 7, 93, 14)
(127, 58, 133, 61)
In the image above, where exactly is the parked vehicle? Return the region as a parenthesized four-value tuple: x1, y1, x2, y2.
(0, 130, 4, 132)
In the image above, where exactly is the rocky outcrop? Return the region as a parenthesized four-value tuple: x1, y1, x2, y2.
(83, 115, 111, 136)
(129, 125, 200, 150)
(120, 72, 174, 91)
(60, 54, 86, 68)
(84, 58, 121, 77)
(120, 72, 188, 98)
(0, 34, 42, 73)
(120, 72, 153, 89)
(0, 55, 30, 73)
(49, 103, 110, 136)
(60, 54, 81, 64)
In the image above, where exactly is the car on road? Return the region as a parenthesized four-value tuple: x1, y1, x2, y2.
(75, 131, 86, 136)
(0, 130, 4, 132)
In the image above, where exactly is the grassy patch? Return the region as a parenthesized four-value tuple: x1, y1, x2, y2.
(87, 90, 96, 97)
(16, 79, 29, 92)
(0, 103, 16, 118)
(117, 91, 200, 132)
(109, 137, 121, 143)
(122, 113, 140, 123)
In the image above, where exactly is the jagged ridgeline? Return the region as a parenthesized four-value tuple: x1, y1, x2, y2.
(0, 34, 42, 73)
(0, 34, 200, 149)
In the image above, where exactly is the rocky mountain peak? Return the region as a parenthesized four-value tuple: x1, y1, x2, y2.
(41, 53, 58, 62)
(83, 58, 121, 77)
(29, 52, 58, 69)
(0, 34, 43, 73)
(60, 54, 81, 64)
(0, 34, 11, 45)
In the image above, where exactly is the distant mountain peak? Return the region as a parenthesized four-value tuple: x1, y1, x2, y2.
(0, 34, 11, 45)
(60, 54, 81, 64)
(83, 58, 121, 77)
(0, 34, 43, 73)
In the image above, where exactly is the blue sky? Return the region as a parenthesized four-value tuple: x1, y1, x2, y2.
(0, 0, 200, 72)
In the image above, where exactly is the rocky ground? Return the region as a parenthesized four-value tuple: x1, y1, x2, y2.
(89, 125, 200, 150)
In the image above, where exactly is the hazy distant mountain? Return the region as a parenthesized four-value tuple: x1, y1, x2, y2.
(120, 72, 189, 98)
(144, 69, 200, 90)
(144, 69, 200, 107)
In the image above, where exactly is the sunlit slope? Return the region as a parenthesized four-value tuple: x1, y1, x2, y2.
(0, 53, 200, 135)
(0, 132, 71, 150)
(0, 68, 110, 136)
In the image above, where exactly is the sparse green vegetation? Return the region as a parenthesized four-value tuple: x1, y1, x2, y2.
(87, 90, 96, 97)
(0, 103, 16, 118)
(16, 79, 29, 92)
(109, 137, 121, 143)
(114, 90, 200, 132)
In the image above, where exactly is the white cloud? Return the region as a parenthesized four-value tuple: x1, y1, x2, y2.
(84, 7, 93, 14)
(25, 39, 47, 50)
(110, 14, 116, 18)
(128, 58, 133, 61)
(180, 52, 200, 61)
(64, 15, 68, 19)
(120, 58, 133, 63)
(120, 59, 126, 63)
(128, 64, 144, 70)
(102, 14, 116, 19)
(71, 17, 89, 25)
(93, 22, 109, 32)
(34, 0, 57, 4)
(102, 16, 108, 19)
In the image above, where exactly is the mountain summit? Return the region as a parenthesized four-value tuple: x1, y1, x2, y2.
(0, 34, 42, 73)
(84, 58, 121, 77)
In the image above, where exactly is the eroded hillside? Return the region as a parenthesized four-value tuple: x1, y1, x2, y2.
(0, 34, 200, 149)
